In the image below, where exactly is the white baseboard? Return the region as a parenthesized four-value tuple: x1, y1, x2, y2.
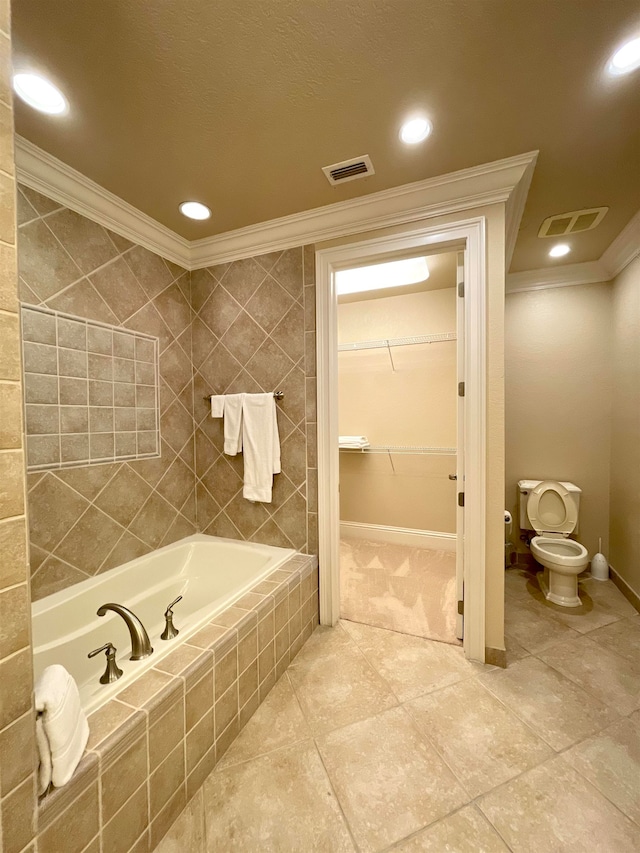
(340, 521, 456, 552)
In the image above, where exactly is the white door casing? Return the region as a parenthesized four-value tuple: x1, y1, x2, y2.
(455, 250, 465, 641)
(315, 216, 487, 662)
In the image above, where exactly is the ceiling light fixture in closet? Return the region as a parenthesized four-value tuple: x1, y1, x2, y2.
(335, 257, 429, 296)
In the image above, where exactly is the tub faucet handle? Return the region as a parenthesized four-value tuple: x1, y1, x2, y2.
(88, 642, 123, 684)
(161, 596, 182, 641)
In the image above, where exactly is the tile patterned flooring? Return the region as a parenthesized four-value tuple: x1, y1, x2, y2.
(157, 568, 640, 852)
(339, 538, 459, 645)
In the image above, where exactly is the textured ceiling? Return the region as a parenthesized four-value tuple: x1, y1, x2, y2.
(11, 0, 640, 272)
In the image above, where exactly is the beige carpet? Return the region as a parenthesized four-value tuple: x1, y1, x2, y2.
(340, 537, 460, 645)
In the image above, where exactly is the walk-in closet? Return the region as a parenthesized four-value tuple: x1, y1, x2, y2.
(337, 251, 460, 643)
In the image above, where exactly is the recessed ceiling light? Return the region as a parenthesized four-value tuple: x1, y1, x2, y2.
(336, 257, 429, 296)
(607, 36, 640, 76)
(13, 73, 67, 115)
(399, 117, 432, 145)
(549, 244, 571, 258)
(179, 201, 211, 220)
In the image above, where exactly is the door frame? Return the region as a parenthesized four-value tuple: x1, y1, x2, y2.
(315, 216, 487, 662)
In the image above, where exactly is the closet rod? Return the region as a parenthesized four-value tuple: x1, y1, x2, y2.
(338, 332, 456, 352)
(203, 391, 284, 401)
(339, 445, 456, 455)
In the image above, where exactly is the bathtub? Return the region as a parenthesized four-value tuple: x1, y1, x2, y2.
(32, 534, 295, 714)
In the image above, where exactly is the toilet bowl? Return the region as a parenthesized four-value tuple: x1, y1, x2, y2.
(518, 479, 590, 608)
(531, 534, 589, 607)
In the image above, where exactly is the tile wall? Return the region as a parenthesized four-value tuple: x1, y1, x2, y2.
(18, 186, 197, 600)
(21, 305, 160, 469)
(0, 2, 37, 850)
(190, 245, 317, 553)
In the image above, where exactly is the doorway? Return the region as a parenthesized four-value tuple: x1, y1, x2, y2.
(315, 217, 488, 662)
(336, 250, 461, 644)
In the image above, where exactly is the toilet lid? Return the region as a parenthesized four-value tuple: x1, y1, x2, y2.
(527, 480, 577, 535)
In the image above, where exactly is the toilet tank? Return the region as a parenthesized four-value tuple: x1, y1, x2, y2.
(517, 480, 582, 532)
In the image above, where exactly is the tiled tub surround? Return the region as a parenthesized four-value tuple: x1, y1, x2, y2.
(36, 553, 319, 853)
(21, 305, 160, 470)
(18, 185, 197, 600)
(191, 244, 317, 554)
(32, 535, 295, 714)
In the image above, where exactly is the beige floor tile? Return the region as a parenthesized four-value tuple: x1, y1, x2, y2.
(504, 568, 539, 602)
(480, 656, 619, 751)
(478, 754, 640, 853)
(154, 788, 205, 853)
(504, 599, 580, 654)
(316, 706, 468, 853)
(538, 635, 640, 716)
(580, 578, 639, 619)
(587, 615, 640, 666)
(203, 741, 355, 852)
(405, 679, 552, 798)
(504, 633, 531, 666)
(340, 538, 459, 644)
(564, 716, 640, 825)
(342, 619, 483, 702)
(288, 623, 355, 666)
(287, 640, 397, 735)
(393, 805, 509, 852)
(216, 674, 311, 768)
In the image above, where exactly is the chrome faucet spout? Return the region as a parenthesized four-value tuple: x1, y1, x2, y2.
(97, 603, 153, 660)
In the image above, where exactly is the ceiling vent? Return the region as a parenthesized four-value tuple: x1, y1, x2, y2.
(538, 207, 608, 238)
(322, 155, 375, 186)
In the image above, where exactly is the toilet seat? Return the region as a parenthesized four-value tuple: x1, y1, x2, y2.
(527, 480, 577, 536)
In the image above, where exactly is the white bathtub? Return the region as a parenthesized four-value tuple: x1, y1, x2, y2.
(32, 534, 295, 714)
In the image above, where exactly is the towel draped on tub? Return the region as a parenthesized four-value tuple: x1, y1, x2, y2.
(35, 664, 89, 795)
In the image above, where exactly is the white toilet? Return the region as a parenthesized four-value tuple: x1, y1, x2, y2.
(518, 479, 589, 607)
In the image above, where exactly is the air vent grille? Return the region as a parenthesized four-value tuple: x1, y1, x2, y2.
(538, 207, 608, 238)
(322, 155, 375, 186)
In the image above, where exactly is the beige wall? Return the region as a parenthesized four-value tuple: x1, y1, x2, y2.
(0, 2, 38, 849)
(505, 282, 612, 558)
(609, 254, 640, 596)
(338, 284, 457, 532)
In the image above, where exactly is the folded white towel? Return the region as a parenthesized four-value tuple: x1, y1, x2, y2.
(210, 395, 225, 418)
(36, 714, 52, 795)
(223, 393, 245, 455)
(242, 393, 281, 502)
(339, 435, 370, 448)
(35, 664, 89, 791)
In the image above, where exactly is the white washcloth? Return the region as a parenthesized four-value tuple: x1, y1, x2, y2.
(242, 393, 281, 502)
(210, 395, 225, 417)
(36, 715, 52, 795)
(35, 664, 89, 791)
(223, 393, 245, 455)
(339, 435, 370, 448)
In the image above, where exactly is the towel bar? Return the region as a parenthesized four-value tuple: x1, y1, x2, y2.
(204, 391, 284, 401)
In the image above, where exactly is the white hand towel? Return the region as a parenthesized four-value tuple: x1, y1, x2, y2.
(210, 395, 225, 418)
(339, 435, 370, 448)
(35, 664, 89, 789)
(223, 393, 245, 455)
(242, 393, 281, 502)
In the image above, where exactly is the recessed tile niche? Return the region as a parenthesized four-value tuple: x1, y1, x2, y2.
(21, 305, 160, 470)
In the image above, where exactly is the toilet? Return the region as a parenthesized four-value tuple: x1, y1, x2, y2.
(518, 479, 589, 607)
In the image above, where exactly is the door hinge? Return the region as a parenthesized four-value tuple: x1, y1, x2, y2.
(458, 492, 465, 507)
(458, 381, 465, 397)
(457, 599, 464, 616)
(458, 280, 464, 297)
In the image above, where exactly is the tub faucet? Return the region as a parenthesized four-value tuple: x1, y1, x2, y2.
(97, 603, 154, 660)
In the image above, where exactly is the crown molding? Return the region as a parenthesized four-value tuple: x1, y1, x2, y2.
(600, 208, 640, 278)
(15, 137, 538, 271)
(15, 136, 191, 268)
(190, 151, 539, 267)
(506, 261, 608, 294)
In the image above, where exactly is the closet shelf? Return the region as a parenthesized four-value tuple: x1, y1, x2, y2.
(338, 332, 456, 352)
(339, 445, 456, 456)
